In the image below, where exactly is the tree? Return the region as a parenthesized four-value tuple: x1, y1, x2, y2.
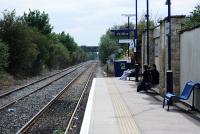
(185, 4, 200, 28)
(70, 49, 86, 64)
(57, 32, 77, 52)
(23, 9, 53, 35)
(99, 33, 118, 64)
(47, 44, 70, 69)
(0, 10, 87, 76)
(137, 15, 154, 45)
(0, 10, 51, 75)
(98, 16, 155, 64)
(0, 10, 37, 75)
(0, 41, 9, 72)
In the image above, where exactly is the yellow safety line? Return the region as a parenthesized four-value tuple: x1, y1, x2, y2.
(107, 78, 140, 134)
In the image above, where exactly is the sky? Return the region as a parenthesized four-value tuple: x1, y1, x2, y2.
(0, 0, 199, 46)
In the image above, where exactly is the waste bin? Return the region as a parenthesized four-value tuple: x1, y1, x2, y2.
(114, 60, 132, 77)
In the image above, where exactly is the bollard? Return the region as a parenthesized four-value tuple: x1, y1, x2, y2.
(166, 70, 173, 93)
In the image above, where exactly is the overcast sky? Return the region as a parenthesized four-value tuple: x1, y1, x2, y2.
(0, 0, 199, 46)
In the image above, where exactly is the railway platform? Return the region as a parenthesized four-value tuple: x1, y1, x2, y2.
(80, 77, 200, 134)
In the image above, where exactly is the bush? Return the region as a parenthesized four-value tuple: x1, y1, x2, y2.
(0, 10, 45, 76)
(0, 41, 9, 71)
(0, 10, 86, 76)
(30, 29, 50, 75)
(184, 5, 200, 29)
(48, 44, 70, 69)
(71, 48, 87, 64)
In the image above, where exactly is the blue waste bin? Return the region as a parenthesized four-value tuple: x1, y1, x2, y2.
(114, 60, 132, 77)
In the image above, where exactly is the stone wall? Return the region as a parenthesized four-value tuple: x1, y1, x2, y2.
(141, 16, 186, 95)
(141, 30, 154, 65)
(160, 16, 185, 95)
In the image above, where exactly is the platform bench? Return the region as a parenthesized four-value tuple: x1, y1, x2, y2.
(163, 81, 199, 111)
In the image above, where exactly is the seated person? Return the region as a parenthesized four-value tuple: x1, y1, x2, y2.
(129, 63, 141, 81)
(119, 69, 134, 80)
(137, 64, 159, 92)
(150, 64, 159, 86)
(137, 64, 151, 92)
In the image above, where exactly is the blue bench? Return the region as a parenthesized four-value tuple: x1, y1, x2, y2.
(163, 81, 199, 111)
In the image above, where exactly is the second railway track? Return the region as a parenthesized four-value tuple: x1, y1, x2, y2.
(0, 62, 86, 110)
(17, 63, 96, 134)
(0, 61, 95, 134)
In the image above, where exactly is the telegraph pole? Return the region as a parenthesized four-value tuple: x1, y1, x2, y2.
(166, 0, 173, 93)
(135, 0, 138, 64)
(146, 0, 150, 65)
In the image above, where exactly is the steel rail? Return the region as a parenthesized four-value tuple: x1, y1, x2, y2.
(0, 63, 85, 98)
(16, 65, 90, 134)
(0, 63, 86, 110)
(64, 71, 93, 134)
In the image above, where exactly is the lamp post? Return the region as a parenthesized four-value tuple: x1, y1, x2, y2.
(122, 14, 135, 58)
(146, 0, 150, 65)
(166, 0, 173, 93)
(135, 0, 138, 64)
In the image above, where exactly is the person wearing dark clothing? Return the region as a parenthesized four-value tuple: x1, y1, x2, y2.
(134, 64, 140, 82)
(150, 64, 159, 85)
(142, 65, 151, 83)
(137, 64, 151, 92)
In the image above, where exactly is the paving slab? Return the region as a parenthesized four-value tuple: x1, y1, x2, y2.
(81, 77, 200, 134)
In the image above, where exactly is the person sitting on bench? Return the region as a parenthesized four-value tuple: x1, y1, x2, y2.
(119, 69, 134, 80)
(137, 64, 159, 92)
(150, 64, 159, 86)
(137, 64, 151, 92)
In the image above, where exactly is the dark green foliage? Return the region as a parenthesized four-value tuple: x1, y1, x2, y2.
(23, 9, 53, 35)
(71, 47, 87, 64)
(48, 44, 70, 69)
(57, 32, 77, 52)
(0, 10, 40, 75)
(56, 31, 88, 63)
(0, 10, 51, 75)
(98, 16, 154, 64)
(29, 30, 50, 75)
(0, 10, 88, 76)
(185, 4, 200, 29)
(99, 33, 119, 64)
(0, 41, 9, 71)
(98, 23, 135, 64)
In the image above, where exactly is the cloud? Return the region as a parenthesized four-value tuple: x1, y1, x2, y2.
(0, 0, 200, 46)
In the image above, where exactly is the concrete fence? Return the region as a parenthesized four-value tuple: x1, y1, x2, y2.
(141, 15, 200, 110)
(180, 26, 200, 110)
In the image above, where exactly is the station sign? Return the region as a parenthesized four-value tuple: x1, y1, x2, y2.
(110, 29, 133, 37)
(119, 39, 133, 44)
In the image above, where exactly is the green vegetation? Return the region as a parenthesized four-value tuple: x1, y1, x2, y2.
(0, 10, 88, 77)
(185, 4, 200, 29)
(23, 9, 53, 35)
(0, 41, 9, 72)
(99, 17, 154, 64)
(72, 96, 80, 102)
(99, 31, 119, 64)
(53, 129, 64, 134)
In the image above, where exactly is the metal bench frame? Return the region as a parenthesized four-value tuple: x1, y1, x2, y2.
(163, 81, 199, 111)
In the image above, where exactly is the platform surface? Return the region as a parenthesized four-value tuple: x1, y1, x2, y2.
(80, 78, 200, 134)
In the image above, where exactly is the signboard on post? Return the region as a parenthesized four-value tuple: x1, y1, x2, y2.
(110, 29, 134, 37)
(119, 39, 133, 44)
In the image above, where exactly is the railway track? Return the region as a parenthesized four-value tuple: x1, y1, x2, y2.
(0, 62, 86, 110)
(16, 63, 95, 134)
(0, 61, 94, 134)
